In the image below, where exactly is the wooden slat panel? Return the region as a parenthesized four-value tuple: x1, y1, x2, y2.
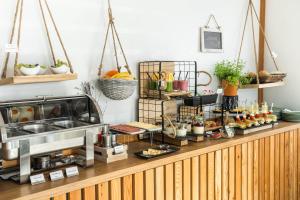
(253, 140, 259, 200)
(53, 194, 66, 200)
(279, 133, 285, 200)
(122, 175, 133, 200)
(235, 145, 242, 200)
(229, 147, 235, 200)
(110, 178, 121, 200)
(165, 164, 174, 200)
(274, 134, 280, 200)
(174, 161, 183, 200)
(200, 154, 207, 200)
(259, 138, 265, 200)
(155, 166, 164, 200)
(98, 182, 109, 200)
(270, 136, 275, 200)
(84, 185, 96, 200)
(294, 130, 298, 200)
(247, 141, 254, 200)
(215, 150, 222, 200)
(264, 137, 270, 200)
(69, 190, 81, 200)
(222, 148, 229, 200)
(241, 143, 248, 200)
(145, 169, 155, 200)
(183, 159, 191, 200)
(284, 132, 289, 200)
(289, 131, 295, 200)
(207, 152, 215, 200)
(134, 172, 144, 200)
(298, 129, 300, 199)
(191, 156, 199, 200)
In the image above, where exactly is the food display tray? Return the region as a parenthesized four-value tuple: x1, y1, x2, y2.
(135, 145, 180, 159)
(235, 122, 278, 135)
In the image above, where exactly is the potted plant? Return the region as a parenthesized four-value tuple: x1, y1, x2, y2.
(50, 59, 69, 74)
(214, 60, 244, 96)
(17, 63, 40, 76)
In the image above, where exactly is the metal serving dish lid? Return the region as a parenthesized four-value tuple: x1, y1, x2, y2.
(0, 95, 103, 143)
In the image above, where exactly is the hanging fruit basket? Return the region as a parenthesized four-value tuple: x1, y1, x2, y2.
(97, 0, 137, 100)
(0, 0, 77, 86)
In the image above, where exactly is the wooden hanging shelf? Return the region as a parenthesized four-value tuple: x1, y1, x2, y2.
(0, 73, 77, 86)
(239, 81, 285, 89)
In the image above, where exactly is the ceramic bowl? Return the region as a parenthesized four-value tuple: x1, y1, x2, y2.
(20, 65, 40, 76)
(50, 64, 69, 74)
(39, 66, 48, 75)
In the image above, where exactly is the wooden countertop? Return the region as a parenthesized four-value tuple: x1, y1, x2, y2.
(1, 122, 299, 200)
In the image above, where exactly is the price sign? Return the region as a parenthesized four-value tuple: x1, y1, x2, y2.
(50, 170, 64, 181)
(65, 166, 79, 177)
(30, 174, 46, 185)
(114, 145, 125, 154)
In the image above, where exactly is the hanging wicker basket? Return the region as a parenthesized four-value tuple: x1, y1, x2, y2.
(98, 78, 137, 100)
(97, 0, 137, 100)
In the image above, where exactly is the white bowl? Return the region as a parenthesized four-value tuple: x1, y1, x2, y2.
(20, 65, 40, 76)
(176, 128, 187, 137)
(39, 66, 48, 75)
(50, 64, 70, 74)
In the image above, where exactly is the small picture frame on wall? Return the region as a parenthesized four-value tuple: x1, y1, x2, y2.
(200, 27, 223, 53)
(200, 14, 224, 53)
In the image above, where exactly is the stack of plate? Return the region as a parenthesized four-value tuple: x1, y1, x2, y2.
(282, 110, 300, 122)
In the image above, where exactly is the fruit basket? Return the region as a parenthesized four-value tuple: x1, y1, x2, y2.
(97, 0, 137, 100)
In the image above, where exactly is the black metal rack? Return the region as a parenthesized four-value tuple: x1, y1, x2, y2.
(138, 61, 197, 99)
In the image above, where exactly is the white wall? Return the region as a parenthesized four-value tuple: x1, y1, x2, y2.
(0, 0, 259, 123)
(265, 0, 300, 110)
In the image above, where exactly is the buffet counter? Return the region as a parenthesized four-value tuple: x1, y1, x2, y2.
(1, 122, 299, 200)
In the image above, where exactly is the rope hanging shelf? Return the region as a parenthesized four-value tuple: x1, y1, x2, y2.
(237, 0, 286, 89)
(0, 0, 77, 86)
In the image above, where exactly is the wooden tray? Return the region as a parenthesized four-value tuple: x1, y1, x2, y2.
(0, 73, 77, 86)
(154, 134, 188, 146)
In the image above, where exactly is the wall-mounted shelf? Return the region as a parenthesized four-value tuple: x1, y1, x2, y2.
(0, 73, 78, 86)
(240, 81, 285, 89)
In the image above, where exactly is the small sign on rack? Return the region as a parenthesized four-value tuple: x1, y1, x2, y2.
(65, 166, 79, 177)
(30, 173, 46, 185)
(49, 170, 64, 181)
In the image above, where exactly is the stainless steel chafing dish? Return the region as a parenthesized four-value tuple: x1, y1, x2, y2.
(0, 95, 106, 183)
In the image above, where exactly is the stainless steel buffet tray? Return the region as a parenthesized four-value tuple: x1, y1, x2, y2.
(1, 120, 100, 160)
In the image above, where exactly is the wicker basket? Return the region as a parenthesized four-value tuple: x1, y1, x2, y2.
(259, 73, 287, 83)
(98, 78, 137, 100)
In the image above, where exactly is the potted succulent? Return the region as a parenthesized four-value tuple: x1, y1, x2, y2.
(17, 63, 40, 76)
(50, 59, 69, 74)
(214, 60, 244, 96)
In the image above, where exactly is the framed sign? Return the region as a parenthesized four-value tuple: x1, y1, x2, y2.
(201, 27, 223, 53)
(201, 14, 224, 53)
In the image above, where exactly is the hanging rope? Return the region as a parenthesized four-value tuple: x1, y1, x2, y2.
(1, 0, 74, 78)
(237, 0, 280, 81)
(1, 0, 21, 78)
(98, 0, 131, 76)
(205, 14, 221, 29)
(39, 0, 56, 65)
(44, 0, 73, 72)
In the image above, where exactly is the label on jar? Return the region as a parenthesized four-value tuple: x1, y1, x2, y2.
(65, 166, 79, 177)
(30, 173, 46, 185)
(50, 170, 64, 181)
